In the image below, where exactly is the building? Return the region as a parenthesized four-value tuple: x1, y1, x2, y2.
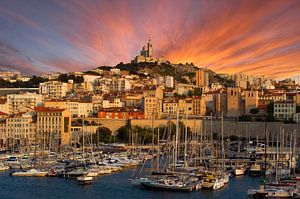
(0, 99, 8, 114)
(5, 112, 36, 148)
(195, 69, 209, 87)
(165, 76, 174, 88)
(44, 100, 93, 118)
(0, 120, 6, 148)
(162, 99, 179, 115)
(274, 101, 296, 121)
(102, 98, 124, 109)
(244, 89, 259, 114)
(132, 37, 153, 63)
(192, 97, 206, 116)
(35, 107, 71, 146)
(176, 84, 197, 96)
(39, 81, 68, 99)
(0, 111, 8, 120)
(97, 108, 144, 119)
(227, 87, 242, 117)
(94, 77, 131, 93)
(7, 93, 43, 114)
(124, 94, 143, 108)
(143, 86, 163, 119)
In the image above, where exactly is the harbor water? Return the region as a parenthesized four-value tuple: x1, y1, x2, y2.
(0, 168, 262, 199)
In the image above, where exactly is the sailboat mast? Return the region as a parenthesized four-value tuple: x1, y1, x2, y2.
(151, 111, 154, 173)
(221, 112, 225, 165)
(184, 111, 188, 168)
(210, 112, 214, 161)
(174, 108, 179, 171)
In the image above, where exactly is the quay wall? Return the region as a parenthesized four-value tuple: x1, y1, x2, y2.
(131, 119, 300, 139)
(74, 118, 300, 139)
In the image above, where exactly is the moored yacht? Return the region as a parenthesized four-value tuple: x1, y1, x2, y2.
(77, 175, 93, 185)
(202, 175, 225, 190)
(11, 169, 47, 177)
(249, 163, 262, 177)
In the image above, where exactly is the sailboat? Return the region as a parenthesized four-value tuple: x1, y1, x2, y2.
(77, 119, 93, 185)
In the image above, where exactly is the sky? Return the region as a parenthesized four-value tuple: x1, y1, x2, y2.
(0, 0, 300, 79)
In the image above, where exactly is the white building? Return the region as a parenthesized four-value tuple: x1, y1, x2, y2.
(44, 100, 93, 118)
(102, 98, 124, 109)
(7, 93, 43, 114)
(39, 81, 68, 99)
(165, 76, 174, 88)
(110, 68, 121, 76)
(95, 77, 131, 93)
(274, 101, 296, 121)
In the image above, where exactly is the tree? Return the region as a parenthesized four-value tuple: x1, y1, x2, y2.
(93, 127, 112, 143)
(297, 106, 300, 113)
(116, 126, 130, 143)
(239, 115, 252, 121)
(250, 108, 259, 115)
(193, 87, 202, 96)
(266, 102, 274, 115)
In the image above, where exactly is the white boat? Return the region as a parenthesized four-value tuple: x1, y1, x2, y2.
(0, 164, 10, 171)
(77, 176, 93, 185)
(223, 173, 230, 184)
(129, 177, 150, 186)
(65, 169, 88, 179)
(249, 164, 262, 177)
(11, 169, 47, 177)
(202, 176, 224, 190)
(233, 165, 247, 176)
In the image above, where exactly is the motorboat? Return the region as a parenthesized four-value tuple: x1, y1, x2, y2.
(77, 175, 93, 185)
(11, 169, 47, 177)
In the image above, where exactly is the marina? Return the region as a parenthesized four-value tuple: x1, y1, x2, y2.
(0, 111, 299, 199)
(0, 160, 263, 199)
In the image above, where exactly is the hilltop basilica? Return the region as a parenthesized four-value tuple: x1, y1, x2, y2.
(131, 37, 167, 64)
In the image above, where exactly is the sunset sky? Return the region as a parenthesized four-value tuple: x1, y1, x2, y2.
(0, 0, 300, 79)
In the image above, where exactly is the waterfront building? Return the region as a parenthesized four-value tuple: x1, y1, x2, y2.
(273, 101, 296, 121)
(227, 87, 242, 117)
(0, 120, 6, 148)
(5, 112, 36, 149)
(162, 99, 179, 115)
(7, 93, 43, 114)
(244, 89, 259, 114)
(35, 107, 71, 146)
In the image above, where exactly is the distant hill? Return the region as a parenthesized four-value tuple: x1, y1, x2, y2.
(91, 62, 234, 86)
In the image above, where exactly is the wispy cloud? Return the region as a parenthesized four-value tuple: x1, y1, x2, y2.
(0, 0, 299, 79)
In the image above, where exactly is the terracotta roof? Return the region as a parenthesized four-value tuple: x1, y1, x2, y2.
(0, 111, 8, 115)
(34, 107, 65, 112)
(257, 104, 268, 109)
